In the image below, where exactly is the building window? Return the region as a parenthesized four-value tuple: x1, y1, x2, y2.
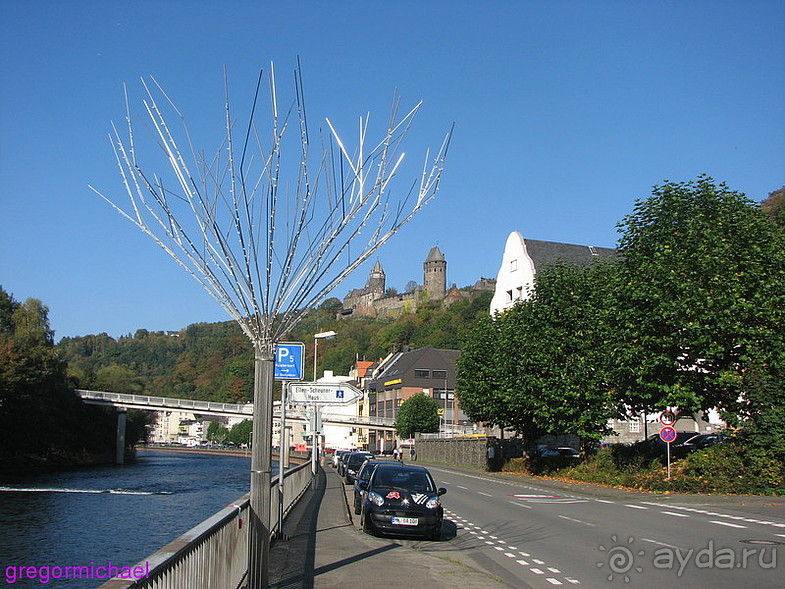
(432, 369, 447, 380)
(414, 369, 430, 379)
(510, 259, 517, 272)
(628, 418, 641, 433)
(506, 290, 513, 302)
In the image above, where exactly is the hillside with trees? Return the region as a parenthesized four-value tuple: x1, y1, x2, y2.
(57, 292, 493, 403)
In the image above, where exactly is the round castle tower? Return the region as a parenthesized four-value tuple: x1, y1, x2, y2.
(423, 246, 446, 299)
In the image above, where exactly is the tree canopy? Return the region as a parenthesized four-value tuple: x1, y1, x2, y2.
(457, 177, 785, 449)
(395, 392, 440, 438)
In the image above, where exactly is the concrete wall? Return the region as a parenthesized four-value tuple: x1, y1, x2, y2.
(414, 436, 491, 469)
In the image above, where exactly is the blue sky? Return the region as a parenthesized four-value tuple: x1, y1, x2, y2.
(2, 1, 783, 341)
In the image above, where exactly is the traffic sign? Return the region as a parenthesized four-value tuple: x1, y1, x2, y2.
(660, 410, 677, 426)
(659, 426, 677, 443)
(275, 342, 305, 380)
(289, 382, 363, 405)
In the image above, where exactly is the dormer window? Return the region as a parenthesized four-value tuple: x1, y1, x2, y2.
(510, 259, 517, 272)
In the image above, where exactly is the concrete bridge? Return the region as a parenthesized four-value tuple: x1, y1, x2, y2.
(76, 389, 398, 429)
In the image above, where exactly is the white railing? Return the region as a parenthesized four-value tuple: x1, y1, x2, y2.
(99, 462, 311, 589)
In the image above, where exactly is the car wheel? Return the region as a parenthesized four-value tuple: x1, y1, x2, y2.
(361, 509, 375, 536)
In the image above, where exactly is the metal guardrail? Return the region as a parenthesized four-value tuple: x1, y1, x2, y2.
(99, 462, 312, 589)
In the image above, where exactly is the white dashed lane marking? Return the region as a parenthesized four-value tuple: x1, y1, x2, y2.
(443, 509, 581, 586)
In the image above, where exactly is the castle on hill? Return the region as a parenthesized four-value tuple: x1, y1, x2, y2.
(339, 246, 496, 319)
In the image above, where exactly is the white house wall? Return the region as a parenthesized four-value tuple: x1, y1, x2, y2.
(490, 231, 536, 315)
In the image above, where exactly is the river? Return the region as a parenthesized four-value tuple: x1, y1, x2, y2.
(0, 449, 258, 587)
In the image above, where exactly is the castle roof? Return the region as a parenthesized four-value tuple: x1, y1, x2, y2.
(425, 246, 445, 262)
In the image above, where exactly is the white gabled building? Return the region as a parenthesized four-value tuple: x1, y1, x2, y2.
(490, 230, 617, 315)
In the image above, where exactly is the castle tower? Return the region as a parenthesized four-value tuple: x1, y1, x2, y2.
(366, 260, 386, 294)
(423, 246, 446, 299)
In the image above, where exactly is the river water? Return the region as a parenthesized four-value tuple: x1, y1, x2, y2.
(0, 449, 259, 587)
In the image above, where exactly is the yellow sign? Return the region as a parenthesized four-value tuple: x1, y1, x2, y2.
(437, 408, 445, 415)
(384, 378, 402, 387)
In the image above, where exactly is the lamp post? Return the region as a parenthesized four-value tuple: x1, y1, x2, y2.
(311, 331, 336, 474)
(313, 331, 336, 381)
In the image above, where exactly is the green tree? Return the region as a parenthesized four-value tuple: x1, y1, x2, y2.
(457, 262, 619, 447)
(612, 176, 785, 418)
(229, 419, 253, 446)
(0, 287, 117, 468)
(395, 392, 440, 438)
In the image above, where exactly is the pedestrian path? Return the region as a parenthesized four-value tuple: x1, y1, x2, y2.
(267, 464, 512, 589)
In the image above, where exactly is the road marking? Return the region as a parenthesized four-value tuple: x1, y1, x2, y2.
(566, 577, 581, 584)
(594, 499, 614, 504)
(456, 485, 468, 490)
(517, 559, 529, 566)
(533, 558, 545, 565)
(710, 520, 747, 529)
(625, 504, 648, 509)
(660, 511, 689, 518)
(504, 552, 515, 558)
(546, 578, 563, 585)
(531, 568, 544, 575)
(508, 500, 533, 509)
(548, 567, 561, 573)
(477, 491, 493, 497)
(558, 515, 595, 527)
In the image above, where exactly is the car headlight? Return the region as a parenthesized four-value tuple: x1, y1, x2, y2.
(368, 491, 385, 507)
(425, 497, 441, 510)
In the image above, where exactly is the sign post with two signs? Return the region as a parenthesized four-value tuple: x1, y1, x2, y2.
(659, 411, 678, 479)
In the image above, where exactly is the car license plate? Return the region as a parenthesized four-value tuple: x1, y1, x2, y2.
(391, 516, 418, 526)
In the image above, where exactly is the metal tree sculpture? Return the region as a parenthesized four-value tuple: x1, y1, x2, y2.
(90, 61, 452, 588)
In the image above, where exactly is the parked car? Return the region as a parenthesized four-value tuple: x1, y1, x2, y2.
(344, 452, 375, 484)
(353, 460, 386, 514)
(672, 433, 727, 458)
(332, 449, 351, 469)
(358, 463, 446, 540)
(538, 446, 581, 460)
(337, 451, 354, 476)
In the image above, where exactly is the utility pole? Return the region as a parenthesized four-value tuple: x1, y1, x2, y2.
(92, 61, 452, 588)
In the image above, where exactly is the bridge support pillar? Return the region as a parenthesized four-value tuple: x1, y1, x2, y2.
(115, 408, 127, 465)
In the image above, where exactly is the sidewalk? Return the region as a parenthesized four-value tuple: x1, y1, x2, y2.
(267, 464, 512, 589)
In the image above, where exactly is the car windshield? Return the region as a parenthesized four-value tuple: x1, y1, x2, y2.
(347, 454, 372, 466)
(373, 469, 434, 493)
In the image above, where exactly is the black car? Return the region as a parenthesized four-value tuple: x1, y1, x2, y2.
(337, 451, 355, 476)
(672, 433, 727, 458)
(353, 460, 393, 514)
(358, 463, 446, 540)
(344, 452, 375, 484)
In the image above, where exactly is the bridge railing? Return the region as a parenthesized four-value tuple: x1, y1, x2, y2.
(99, 461, 312, 589)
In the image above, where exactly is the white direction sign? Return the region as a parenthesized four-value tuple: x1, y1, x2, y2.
(289, 382, 363, 405)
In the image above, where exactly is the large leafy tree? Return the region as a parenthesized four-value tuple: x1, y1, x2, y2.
(457, 262, 620, 446)
(395, 392, 440, 438)
(0, 287, 124, 467)
(611, 176, 785, 418)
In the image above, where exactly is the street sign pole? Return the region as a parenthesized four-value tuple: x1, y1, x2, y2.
(659, 425, 677, 479)
(667, 439, 671, 479)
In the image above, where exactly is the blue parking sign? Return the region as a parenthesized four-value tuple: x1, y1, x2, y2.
(275, 342, 305, 380)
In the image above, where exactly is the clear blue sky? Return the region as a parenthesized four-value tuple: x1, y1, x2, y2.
(2, 1, 783, 341)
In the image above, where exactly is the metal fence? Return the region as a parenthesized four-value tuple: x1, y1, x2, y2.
(99, 461, 312, 589)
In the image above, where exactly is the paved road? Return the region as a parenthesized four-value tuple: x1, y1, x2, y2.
(402, 465, 785, 588)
